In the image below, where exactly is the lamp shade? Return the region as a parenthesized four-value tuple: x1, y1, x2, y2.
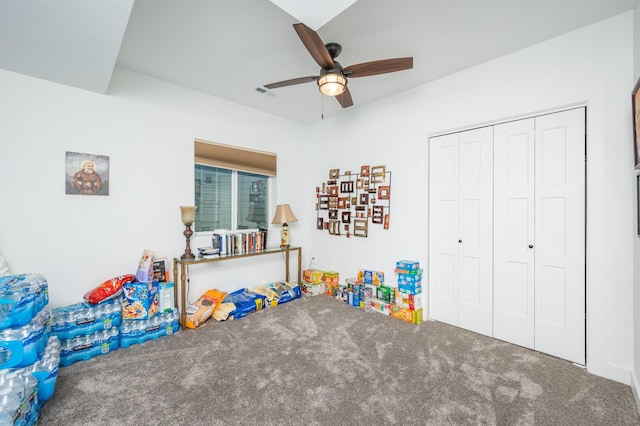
(318, 71, 346, 96)
(180, 206, 197, 225)
(271, 204, 297, 225)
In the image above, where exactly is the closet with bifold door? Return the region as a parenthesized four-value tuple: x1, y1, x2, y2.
(428, 126, 494, 337)
(428, 107, 586, 365)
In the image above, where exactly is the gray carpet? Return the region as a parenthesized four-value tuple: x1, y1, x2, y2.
(39, 295, 640, 425)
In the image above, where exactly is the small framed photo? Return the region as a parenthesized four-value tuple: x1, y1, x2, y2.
(340, 180, 354, 193)
(372, 206, 384, 224)
(329, 220, 341, 235)
(371, 165, 386, 183)
(65, 151, 110, 196)
(318, 195, 330, 209)
(341, 211, 351, 224)
(378, 186, 390, 200)
(353, 219, 368, 237)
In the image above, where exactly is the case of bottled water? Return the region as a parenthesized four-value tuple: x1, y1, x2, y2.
(0, 273, 48, 331)
(59, 328, 120, 367)
(51, 298, 122, 340)
(120, 308, 179, 348)
(0, 273, 55, 425)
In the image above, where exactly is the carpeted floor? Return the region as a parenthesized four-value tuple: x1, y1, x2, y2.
(39, 295, 640, 425)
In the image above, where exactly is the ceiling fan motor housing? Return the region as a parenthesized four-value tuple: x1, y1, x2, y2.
(325, 42, 342, 59)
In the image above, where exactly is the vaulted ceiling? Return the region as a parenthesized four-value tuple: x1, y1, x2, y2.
(0, 0, 634, 124)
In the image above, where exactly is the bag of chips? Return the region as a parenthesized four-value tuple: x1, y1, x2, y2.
(83, 274, 136, 304)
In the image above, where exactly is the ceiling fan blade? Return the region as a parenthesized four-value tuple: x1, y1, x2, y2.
(343, 57, 413, 78)
(335, 86, 353, 108)
(293, 23, 335, 69)
(264, 76, 318, 89)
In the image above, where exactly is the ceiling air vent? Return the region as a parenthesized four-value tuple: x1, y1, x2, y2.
(255, 87, 277, 97)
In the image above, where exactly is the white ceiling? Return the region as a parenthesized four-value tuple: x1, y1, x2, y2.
(0, 0, 635, 124)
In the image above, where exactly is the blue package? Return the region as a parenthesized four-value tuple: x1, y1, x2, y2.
(254, 282, 301, 307)
(224, 289, 267, 320)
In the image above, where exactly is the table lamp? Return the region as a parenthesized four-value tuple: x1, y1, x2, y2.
(180, 206, 197, 260)
(271, 204, 297, 248)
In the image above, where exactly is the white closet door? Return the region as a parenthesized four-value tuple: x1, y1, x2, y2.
(429, 128, 493, 333)
(458, 127, 494, 335)
(493, 118, 536, 348)
(429, 133, 459, 326)
(534, 108, 585, 365)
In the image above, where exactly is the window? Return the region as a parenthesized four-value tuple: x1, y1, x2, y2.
(193, 140, 276, 233)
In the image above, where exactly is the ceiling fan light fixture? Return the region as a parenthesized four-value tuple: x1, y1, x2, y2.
(318, 71, 346, 96)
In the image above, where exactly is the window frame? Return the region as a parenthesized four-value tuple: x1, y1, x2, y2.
(193, 139, 276, 235)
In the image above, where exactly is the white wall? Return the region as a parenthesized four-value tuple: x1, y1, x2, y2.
(0, 67, 309, 308)
(0, 11, 634, 385)
(302, 12, 634, 384)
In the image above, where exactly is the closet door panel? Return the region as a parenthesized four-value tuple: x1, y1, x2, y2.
(493, 118, 535, 349)
(534, 108, 585, 365)
(428, 133, 459, 326)
(457, 127, 493, 335)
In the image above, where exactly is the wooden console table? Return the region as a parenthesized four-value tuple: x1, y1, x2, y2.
(173, 246, 302, 330)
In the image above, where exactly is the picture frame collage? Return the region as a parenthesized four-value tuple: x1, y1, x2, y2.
(315, 165, 391, 238)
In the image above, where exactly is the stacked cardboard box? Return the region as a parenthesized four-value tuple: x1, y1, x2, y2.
(300, 269, 325, 296)
(392, 260, 423, 324)
(323, 271, 340, 296)
(321, 263, 423, 325)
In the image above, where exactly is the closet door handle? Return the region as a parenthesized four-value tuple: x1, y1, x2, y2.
(458, 239, 462, 243)
(528, 244, 534, 249)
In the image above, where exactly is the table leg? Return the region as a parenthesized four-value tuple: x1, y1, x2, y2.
(180, 263, 187, 330)
(297, 247, 302, 284)
(285, 249, 291, 282)
(172, 259, 178, 310)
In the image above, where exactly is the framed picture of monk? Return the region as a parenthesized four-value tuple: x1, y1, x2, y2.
(65, 151, 110, 196)
(632, 79, 640, 169)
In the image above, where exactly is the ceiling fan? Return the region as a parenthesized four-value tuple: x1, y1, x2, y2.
(264, 23, 413, 108)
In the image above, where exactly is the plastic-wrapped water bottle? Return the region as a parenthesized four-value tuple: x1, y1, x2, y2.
(0, 386, 22, 426)
(0, 412, 13, 426)
(30, 348, 59, 403)
(23, 371, 39, 424)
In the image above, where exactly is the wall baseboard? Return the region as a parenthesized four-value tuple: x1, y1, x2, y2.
(631, 371, 640, 417)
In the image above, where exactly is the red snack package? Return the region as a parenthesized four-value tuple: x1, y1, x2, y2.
(84, 274, 136, 304)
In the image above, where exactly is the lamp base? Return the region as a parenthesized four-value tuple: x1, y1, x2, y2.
(280, 223, 290, 248)
(181, 223, 195, 260)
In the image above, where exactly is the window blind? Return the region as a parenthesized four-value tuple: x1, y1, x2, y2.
(194, 139, 277, 176)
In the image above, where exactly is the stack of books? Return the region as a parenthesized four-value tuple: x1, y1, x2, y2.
(197, 247, 220, 258)
(211, 228, 268, 255)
